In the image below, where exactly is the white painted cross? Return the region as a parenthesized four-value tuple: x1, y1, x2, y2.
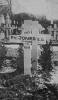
(53, 24, 58, 40)
(8, 20, 51, 76)
(24, 42, 32, 75)
(47, 25, 53, 35)
(47, 24, 58, 41)
(8, 33, 51, 76)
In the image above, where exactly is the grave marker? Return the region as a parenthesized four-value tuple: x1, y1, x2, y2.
(7, 20, 51, 75)
(24, 43, 32, 75)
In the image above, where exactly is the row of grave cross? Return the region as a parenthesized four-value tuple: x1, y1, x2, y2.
(47, 24, 58, 41)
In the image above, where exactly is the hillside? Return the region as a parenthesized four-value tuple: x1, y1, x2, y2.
(11, 13, 51, 29)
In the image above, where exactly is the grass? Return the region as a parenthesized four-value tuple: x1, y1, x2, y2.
(0, 74, 58, 100)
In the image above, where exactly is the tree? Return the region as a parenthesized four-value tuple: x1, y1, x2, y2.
(38, 41, 53, 82)
(0, 43, 7, 69)
(16, 44, 24, 74)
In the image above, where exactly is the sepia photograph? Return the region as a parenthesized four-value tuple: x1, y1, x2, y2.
(0, 0, 58, 100)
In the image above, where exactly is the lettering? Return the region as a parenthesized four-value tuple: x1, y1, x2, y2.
(9, 35, 46, 44)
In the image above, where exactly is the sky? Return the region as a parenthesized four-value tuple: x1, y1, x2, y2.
(12, 0, 58, 20)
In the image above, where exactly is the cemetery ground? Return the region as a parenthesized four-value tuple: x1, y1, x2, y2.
(0, 69, 58, 100)
(0, 42, 58, 100)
